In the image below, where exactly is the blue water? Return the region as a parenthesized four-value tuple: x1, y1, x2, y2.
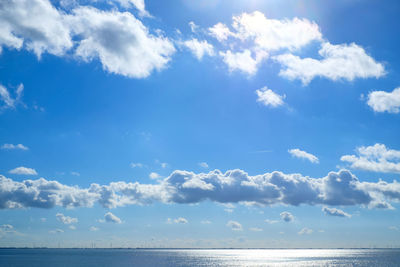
(0, 248, 399, 266)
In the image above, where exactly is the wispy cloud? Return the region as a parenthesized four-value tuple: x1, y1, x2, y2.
(289, 148, 319, 164)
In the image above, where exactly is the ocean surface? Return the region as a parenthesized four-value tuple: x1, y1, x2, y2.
(0, 248, 399, 266)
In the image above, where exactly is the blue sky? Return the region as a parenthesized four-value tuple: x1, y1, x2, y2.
(1, 0, 400, 248)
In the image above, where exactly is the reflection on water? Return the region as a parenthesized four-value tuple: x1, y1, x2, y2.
(0, 248, 399, 267)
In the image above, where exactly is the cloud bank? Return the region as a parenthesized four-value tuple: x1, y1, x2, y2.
(0, 168, 399, 210)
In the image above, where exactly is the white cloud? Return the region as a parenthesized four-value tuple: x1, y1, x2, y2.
(226, 220, 242, 231)
(1, 168, 399, 210)
(167, 217, 188, 224)
(322, 207, 351, 218)
(0, 84, 24, 110)
(256, 87, 285, 107)
(174, 217, 188, 224)
(113, 0, 149, 17)
(69, 6, 175, 78)
(275, 42, 385, 85)
(149, 172, 161, 179)
(69, 225, 76, 230)
(56, 213, 78, 224)
(49, 229, 64, 234)
(367, 87, 400, 114)
(104, 212, 122, 223)
(201, 220, 211, 224)
(9, 167, 38, 175)
(71, 172, 80, 176)
(89, 226, 99, 231)
(208, 23, 233, 42)
(198, 162, 209, 169)
(0, 0, 72, 57)
(341, 143, 400, 173)
(249, 227, 263, 232)
(289, 148, 319, 164)
(264, 219, 279, 224)
(280, 211, 294, 222)
(1, 143, 28, 150)
(219, 49, 267, 75)
(231, 11, 322, 51)
(183, 38, 214, 60)
(130, 162, 144, 168)
(188, 21, 198, 33)
(298, 227, 313, 235)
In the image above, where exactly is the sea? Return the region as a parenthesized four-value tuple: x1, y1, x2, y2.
(0, 248, 399, 266)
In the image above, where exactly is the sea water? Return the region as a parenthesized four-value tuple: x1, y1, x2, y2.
(0, 248, 399, 266)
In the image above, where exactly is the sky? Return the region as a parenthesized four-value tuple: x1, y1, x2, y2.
(1, 0, 400, 248)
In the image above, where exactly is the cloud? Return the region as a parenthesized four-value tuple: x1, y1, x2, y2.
(71, 172, 80, 176)
(249, 227, 263, 232)
(226, 220, 242, 231)
(264, 219, 279, 224)
(322, 207, 351, 218)
(56, 213, 78, 224)
(149, 172, 161, 179)
(201, 220, 211, 224)
(219, 49, 267, 75)
(256, 87, 285, 107)
(130, 163, 144, 168)
(208, 23, 233, 42)
(288, 148, 319, 164)
(69, 225, 76, 230)
(166, 217, 188, 224)
(183, 38, 214, 60)
(104, 212, 122, 223)
(274, 42, 385, 85)
(69, 6, 175, 78)
(0, 1, 174, 78)
(49, 229, 64, 234)
(89, 226, 99, 231)
(9, 167, 38, 175)
(113, 0, 149, 17)
(298, 227, 313, 235)
(367, 87, 400, 114)
(0, 0, 72, 57)
(0, 84, 24, 110)
(0, 168, 399, 210)
(280, 211, 294, 222)
(389, 226, 399, 231)
(198, 162, 209, 169)
(188, 21, 198, 33)
(1, 144, 28, 151)
(341, 143, 400, 173)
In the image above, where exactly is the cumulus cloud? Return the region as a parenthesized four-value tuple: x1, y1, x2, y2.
(149, 172, 161, 179)
(1, 143, 28, 151)
(367, 87, 400, 114)
(103, 212, 122, 223)
(0, 1, 174, 78)
(166, 217, 188, 224)
(298, 227, 313, 235)
(280, 211, 294, 222)
(226, 220, 242, 231)
(208, 23, 233, 42)
(56, 213, 78, 224)
(0, 168, 399, 210)
(198, 162, 209, 169)
(89, 226, 99, 231)
(288, 148, 319, 164)
(322, 207, 351, 218)
(256, 87, 285, 107)
(0, 84, 24, 110)
(69, 6, 175, 78)
(219, 49, 267, 75)
(341, 143, 400, 173)
(275, 42, 385, 85)
(9, 167, 38, 175)
(183, 38, 214, 60)
(49, 229, 64, 234)
(0, 0, 72, 57)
